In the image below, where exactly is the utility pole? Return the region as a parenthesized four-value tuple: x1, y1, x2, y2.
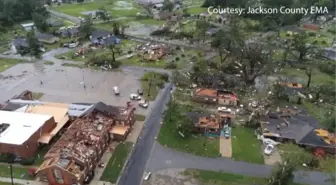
(147, 78, 152, 97)
(9, 164, 13, 185)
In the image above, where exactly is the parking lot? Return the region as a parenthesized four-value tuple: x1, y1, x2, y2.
(0, 63, 153, 115)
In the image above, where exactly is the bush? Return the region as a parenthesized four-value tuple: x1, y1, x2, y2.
(20, 157, 36, 166)
(175, 57, 179, 61)
(308, 32, 316, 37)
(321, 40, 327, 45)
(176, 46, 180, 50)
(327, 27, 336, 34)
(156, 81, 164, 88)
(181, 54, 185, 58)
(312, 40, 318, 44)
(164, 62, 177, 69)
(285, 33, 291, 37)
(160, 73, 170, 82)
(0, 153, 15, 163)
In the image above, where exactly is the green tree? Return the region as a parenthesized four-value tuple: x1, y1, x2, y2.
(108, 44, 122, 68)
(112, 21, 120, 36)
(79, 16, 93, 38)
(142, 5, 153, 17)
(26, 30, 42, 58)
(162, 0, 174, 12)
(322, 113, 335, 133)
(211, 29, 229, 64)
(194, 20, 210, 43)
(32, 12, 48, 32)
(97, 7, 110, 22)
(290, 32, 315, 62)
(176, 115, 194, 138)
(268, 161, 295, 185)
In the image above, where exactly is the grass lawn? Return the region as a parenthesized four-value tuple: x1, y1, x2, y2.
(231, 127, 264, 164)
(158, 103, 220, 157)
(135, 114, 146, 121)
(187, 7, 207, 14)
(121, 56, 167, 68)
(278, 144, 336, 173)
(32, 92, 44, 100)
(53, 0, 140, 18)
(183, 169, 305, 185)
(62, 63, 85, 68)
(0, 59, 26, 72)
(44, 61, 54, 65)
(0, 165, 34, 180)
(100, 142, 133, 183)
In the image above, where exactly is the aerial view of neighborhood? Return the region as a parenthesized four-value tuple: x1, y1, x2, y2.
(0, 0, 335, 185)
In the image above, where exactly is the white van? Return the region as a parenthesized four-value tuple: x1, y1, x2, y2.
(113, 86, 120, 95)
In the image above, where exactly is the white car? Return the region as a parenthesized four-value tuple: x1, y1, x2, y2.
(264, 144, 274, 155)
(113, 86, 120, 95)
(139, 100, 148, 108)
(126, 54, 133, 59)
(218, 107, 234, 114)
(144, 172, 151, 180)
(130, 94, 141, 100)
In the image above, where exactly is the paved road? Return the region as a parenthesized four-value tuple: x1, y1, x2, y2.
(147, 143, 334, 185)
(118, 83, 173, 185)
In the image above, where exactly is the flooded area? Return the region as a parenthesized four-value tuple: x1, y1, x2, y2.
(0, 63, 151, 115)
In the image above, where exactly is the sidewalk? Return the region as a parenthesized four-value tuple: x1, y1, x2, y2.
(0, 177, 46, 185)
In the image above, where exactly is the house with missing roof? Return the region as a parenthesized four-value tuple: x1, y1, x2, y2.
(276, 82, 307, 103)
(36, 32, 60, 44)
(35, 101, 135, 185)
(260, 107, 335, 154)
(186, 112, 233, 136)
(193, 88, 239, 106)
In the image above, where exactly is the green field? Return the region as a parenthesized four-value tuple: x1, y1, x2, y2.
(53, 0, 141, 18)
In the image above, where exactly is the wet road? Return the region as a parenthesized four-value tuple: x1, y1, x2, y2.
(118, 83, 173, 185)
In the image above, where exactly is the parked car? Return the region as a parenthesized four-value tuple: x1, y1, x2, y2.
(137, 89, 144, 95)
(113, 86, 120, 95)
(126, 54, 133, 59)
(224, 128, 231, 138)
(264, 144, 274, 155)
(139, 100, 148, 108)
(130, 93, 141, 100)
(144, 172, 151, 181)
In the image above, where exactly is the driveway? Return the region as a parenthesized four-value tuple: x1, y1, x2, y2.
(220, 137, 232, 158)
(146, 143, 333, 185)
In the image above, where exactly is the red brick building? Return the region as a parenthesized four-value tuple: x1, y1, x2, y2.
(0, 111, 56, 158)
(35, 102, 135, 185)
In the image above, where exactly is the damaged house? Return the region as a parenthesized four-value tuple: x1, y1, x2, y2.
(193, 88, 239, 106)
(91, 30, 121, 46)
(275, 82, 307, 103)
(260, 107, 335, 154)
(36, 102, 135, 185)
(186, 112, 233, 136)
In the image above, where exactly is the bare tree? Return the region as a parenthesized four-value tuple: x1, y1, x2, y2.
(229, 41, 274, 85)
(305, 67, 312, 88)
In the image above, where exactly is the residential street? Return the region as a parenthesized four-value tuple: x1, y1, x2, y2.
(146, 143, 334, 185)
(118, 83, 173, 185)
